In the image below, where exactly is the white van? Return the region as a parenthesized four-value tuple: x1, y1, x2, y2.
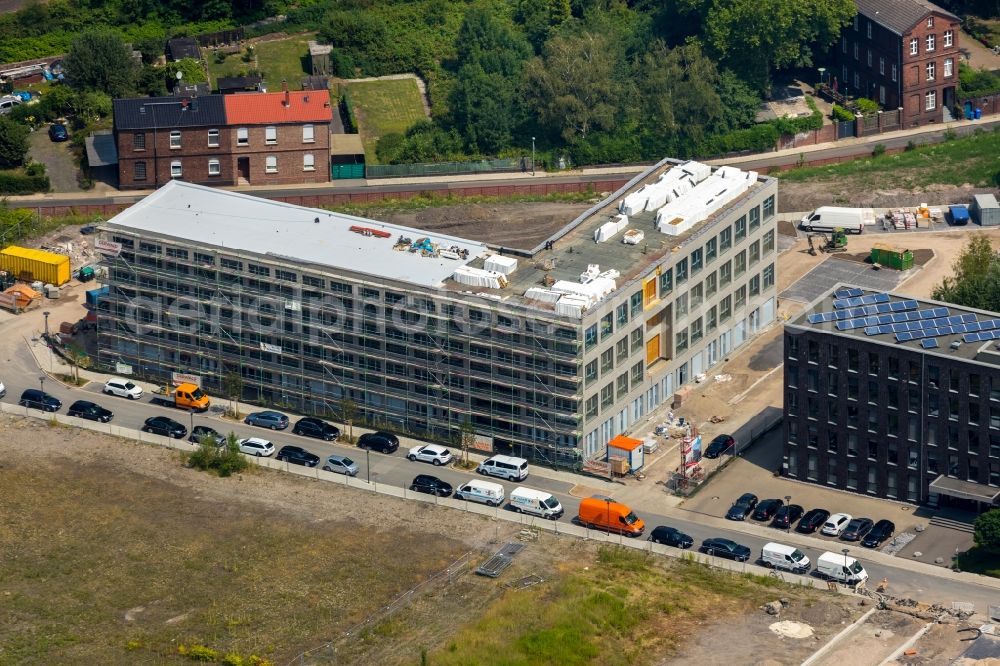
(455, 479, 505, 507)
(800, 206, 874, 234)
(509, 487, 564, 519)
(760, 542, 811, 574)
(477, 455, 529, 481)
(816, 551, 869, 584)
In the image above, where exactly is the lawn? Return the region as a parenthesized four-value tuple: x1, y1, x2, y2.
(955, 547, 1000, 577)
(345, 78, 428, 163)
(206, 33, 315, 92)
(777, 126, 1000, 189)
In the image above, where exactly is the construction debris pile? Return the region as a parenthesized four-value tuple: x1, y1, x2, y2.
(391, 234, 470, 260)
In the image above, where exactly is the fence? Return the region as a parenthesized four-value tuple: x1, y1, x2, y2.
(365, 158, 524, 179)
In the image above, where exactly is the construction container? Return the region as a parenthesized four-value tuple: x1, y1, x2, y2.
(607, 434, 644, 472)
(972, 194, 1000, 227)
(86, 285, 109, 307)
(0, 246, 71, 285)
(870, 243, 914, 271)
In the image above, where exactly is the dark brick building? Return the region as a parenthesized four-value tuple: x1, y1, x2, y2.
(783, 286, 1000, 511)
(833, 0, 960, 127)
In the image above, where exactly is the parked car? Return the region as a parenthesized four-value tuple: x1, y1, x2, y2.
(649, 526, 693, 549)
(409, 474, 453, 497)
(189, 425, 226, 445)
(407, 444, 452, 466)
(237, 437, 274, 457)
(725, 492, 758, 521)
(48, 123, 68, 142)
(67, 400, 113, 423)
(0, 96, 22, 114)
(244, 410, 289, 430)
(703, 434, 735, 459)
(862, 519, 896, 548)
(771, 504, 804, 529)
(820, 512, 853, 536)
(796, 508, 831, 534)
(358, 431, 400, 454)
(277, 445, 320, 467)
(700, 537, 751, 562)
(322, 454, 359, 476)
(840, 517, 875, 542)
(292, 417, 340, 441)
(103, 378, 143, 400)
(18, 389, 62, 412)
(142, 416, 186, 438)
(752, 498, 784, 521)
(0, 380, 6, 399)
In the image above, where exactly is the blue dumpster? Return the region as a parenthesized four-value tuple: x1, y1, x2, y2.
(949, 205, 970, 226)
(975, 108, 982, 120)
(964, 102, 974, 120)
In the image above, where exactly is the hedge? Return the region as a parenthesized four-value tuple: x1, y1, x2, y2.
(0, 171, 50, 194)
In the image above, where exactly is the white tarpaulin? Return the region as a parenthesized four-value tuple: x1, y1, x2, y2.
(524, 287, 562, 303)
(452, 266, 508, 289)
(655, 168, 756, 236)
(594, 214, 629, 243)
(484, 255, 518, 274)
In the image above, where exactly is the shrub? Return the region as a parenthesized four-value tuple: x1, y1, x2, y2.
(0, 170, 50, 194)
(856, 97, 879, 115)
(904, 140, 917, 152)
(700, 123, 780, 156)
(187, 433, 249, 477)
(871, 143, 886, 157)
(831, 104, 855, 122)
(178, 644, 219, 661)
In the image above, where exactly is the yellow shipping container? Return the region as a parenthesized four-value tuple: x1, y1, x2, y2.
(0, 246, 71, 286)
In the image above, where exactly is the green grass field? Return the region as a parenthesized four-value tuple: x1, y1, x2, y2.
(206, 33, 315, 92)
(345, 78, 428, 163)
(777, 126, 1000, 189)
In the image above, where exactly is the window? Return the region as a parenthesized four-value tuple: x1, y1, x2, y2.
(600, 312, 613, 340)
(585, 360, 597, 385)
(616, 337, 628, 362)
(910, 38, 918, 55)
(926, 34, 935, 52)
(749, 274, 760, 297)
(749, 206, 760, 232)
(842, 36, 847, 53)
(585, 395, 598, 419)
(720, 295, 731, 322)
(675, 292, 688, 320)
(207, 129, 219, 147)
(735, 216, 746, 241)
(237, 127, 249, 146)
(891, 63, 897, 82)
(706, 237, 717, 263)
(719, 261, 731, 287)
(631, 361, 643, 387)
(926, 62, 935, 81)
(927, 16, 934, 28)
(659, 268, 673, 298)
(133, 161, 146, 180)
(763, 229, 775, 254)
(853, 72, 859, 89)
(853, 42, 859, 60)
(944, 58, 953, 77)
(169, 130, 181, 149)
(853, 15, 858, 30)
(265, 126, 277, 144)
(734, 250, 746, 277)
(303, 153, 315, 171)
(706, 271, 717, 297)
(749, 240, 760, 266)
(690, 283, 704, 308)
(133, 132, 145, 150)
(675, 258, 688, 284)
(616, 303, 628, 328)
(676, 329, 688, 353)
(762, 263, 774, 289)
(208, 159, 221, 176)
(925, 91, 936, 111)
(690, 317, 703, 344)
(879, 85, 885, 105)
(616, 373, 628, 398)
(601, 384, 614, 408)
(734, 285, 746, 311)
(879, 56, 885, 75)
(706, 305, 717, 332)
(630, 291, 642, 317)
(170, 160, 182, 178)
(601, 348, 613, 374)
(303, 124, 315, 143)
(631, 328, 643, 353)
(265, 155, 277, 173)
(763, 195, 775, 220)
(867, 21, 872, 39)
(867, 49, 872, 67)
(690, 248, 703, 274)
(944, 30, 953, 47)
(585, 324, 598, 350)
(720, 226, 732, 251)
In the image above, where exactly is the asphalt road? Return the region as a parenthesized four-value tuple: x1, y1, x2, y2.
(4, 341, 999, 611)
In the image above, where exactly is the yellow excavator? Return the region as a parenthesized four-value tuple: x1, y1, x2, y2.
(807, 228, 848, 256)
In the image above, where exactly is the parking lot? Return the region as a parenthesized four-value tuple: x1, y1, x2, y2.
(779, 255, 909, 304)
(28, 128, 78, 193)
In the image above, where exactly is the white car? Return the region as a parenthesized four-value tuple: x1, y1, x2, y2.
(103, 378, 143, 400)
(821, 512, 853, 536)
(238, 437, 275, 457)
(407, 444, 452, 466)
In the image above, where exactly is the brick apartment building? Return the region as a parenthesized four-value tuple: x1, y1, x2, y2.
(113, 88, 332, 189)
(833, 0, 960, 127)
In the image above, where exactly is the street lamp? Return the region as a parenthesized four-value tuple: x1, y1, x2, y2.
(842, 547, 850, 578)
(784, 495, 792, 532)
(365, 445, 371, 484)
(43, 310, 50, 338)
(531, 137, 536, 176)
(818, 67, 826, 89)
(38, 374, 45, 394)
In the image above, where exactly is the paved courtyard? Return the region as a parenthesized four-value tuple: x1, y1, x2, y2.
(779, 256, 908, 303)
(28, 129, 79, 193)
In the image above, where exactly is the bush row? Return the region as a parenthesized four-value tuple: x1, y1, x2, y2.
(0, 170, 49, 194)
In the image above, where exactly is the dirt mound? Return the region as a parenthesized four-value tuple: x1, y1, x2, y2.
(769, 620, 815, 639)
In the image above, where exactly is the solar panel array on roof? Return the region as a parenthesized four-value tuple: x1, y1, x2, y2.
(833, 292, 891, 309)
(807, 299, 921, 325)
(830, 306, 948, 332)
(834, 288, 864, 299)
(921, 339, 939, 349)
(963, 322, 1000, 343)
(894, 315, 998, 342)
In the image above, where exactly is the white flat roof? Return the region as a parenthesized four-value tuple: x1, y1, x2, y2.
(105, 180, 488, 288)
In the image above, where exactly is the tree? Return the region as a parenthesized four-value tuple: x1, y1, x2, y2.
(340, 397, 357, 443)
(64, 344, 91, 384)
(222, 371, 243, 418)
(458, 418, 476, 466)
(0, 116, 29, 168)
(974, 509, 1000, 551)
(932, 234, 1000, 313)
(64, 30, 138, 98)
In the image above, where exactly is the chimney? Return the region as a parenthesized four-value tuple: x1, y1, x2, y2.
(282, 80, 289, 107)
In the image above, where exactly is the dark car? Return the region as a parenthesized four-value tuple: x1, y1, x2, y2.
(862, 519, 896, 548)
(189, 425, 226, 445)
(796, 508, 831, 534)
(142, 416, 187, 439)
(276, 445, 321, 467)
(752, 498, 784, 521)
(358, 431, 400, 454)
(244, 410, 289, 430)
(409, 474, 453, 497)
(726, 492, 758, 521)
(18, 389, 62, 412)
(67, 400, 113, 423)
(649, 526, 694, 549)
(700, 537, 752, 562)
(703, 434, 735, 459)
(840, 517, 875, 542)
(771, 504, 804, 529)
(48, 123, 68, 142)
(292, 417, 340, 441)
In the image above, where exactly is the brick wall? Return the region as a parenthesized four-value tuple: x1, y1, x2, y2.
(117, 126, 235, 189)
(899, 14, 961, 126)
(228, 122, 331, 185)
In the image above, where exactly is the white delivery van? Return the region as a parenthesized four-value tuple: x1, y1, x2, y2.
(455, 479, 505, 507)
(800, 206, 874, 234)
(477, 454, 529, 481)
(509, 487, 564, 519)
(816, 551, 869, 584)
(760, 542, 811, 574)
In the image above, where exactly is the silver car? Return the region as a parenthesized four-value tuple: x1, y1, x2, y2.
(322, 454, 359, 476)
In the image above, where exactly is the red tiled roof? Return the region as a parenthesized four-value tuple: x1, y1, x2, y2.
(223, 90, 333, 125)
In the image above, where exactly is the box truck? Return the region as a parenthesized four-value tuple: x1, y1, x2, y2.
(577, 496, 645, 536)
(800, 207, 874, 234)
(816, 551, 868, 584)
(508, 487, 564, 519)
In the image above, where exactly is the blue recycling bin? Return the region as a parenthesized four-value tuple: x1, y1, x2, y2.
(975, 108, 982, 120)
(965, 102, 974, 120)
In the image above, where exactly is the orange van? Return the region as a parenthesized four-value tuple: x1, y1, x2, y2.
(577, 496, 645, 537)
(171, 383, 210, 412)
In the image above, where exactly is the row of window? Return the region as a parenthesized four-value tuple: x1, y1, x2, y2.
(136, 125, 317, 151)
(132, 154, 318, 180)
